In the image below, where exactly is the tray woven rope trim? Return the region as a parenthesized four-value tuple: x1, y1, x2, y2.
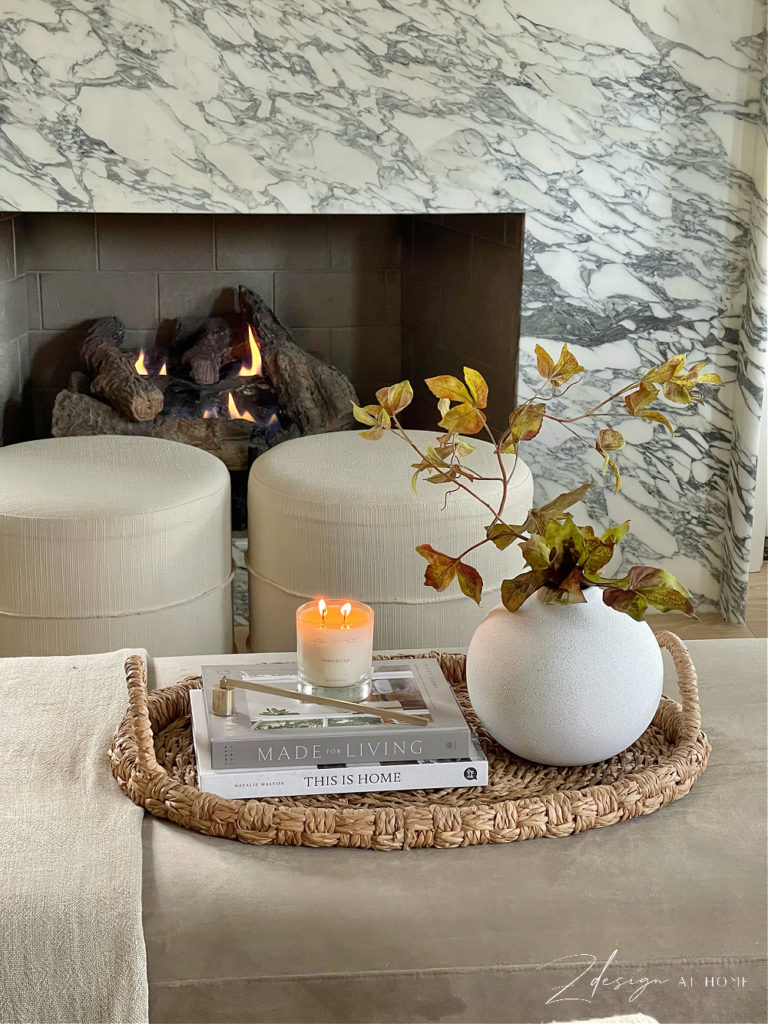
(110, 630, 711, 851)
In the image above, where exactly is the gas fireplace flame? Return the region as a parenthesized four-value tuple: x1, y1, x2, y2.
(202, 408, 216, 419)
(341, 601, 352, 623)
(318, 598, 328, 623)
(134, 350, 166, 377)
(227, 392, 256, 422)
(238, 326, 262, 377)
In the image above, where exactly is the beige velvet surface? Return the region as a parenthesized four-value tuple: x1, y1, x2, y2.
(143, 639, 767, 1024)
(0, 436, 233, 656)
(246, 430, 534, 651)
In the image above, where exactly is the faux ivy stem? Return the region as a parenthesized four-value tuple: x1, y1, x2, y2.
(456, 536, 496, 563)
(389, 418, 505, 525)
(546, 382, 638, 424)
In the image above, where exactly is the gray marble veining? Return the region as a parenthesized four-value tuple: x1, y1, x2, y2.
(0, 0, 765, 620)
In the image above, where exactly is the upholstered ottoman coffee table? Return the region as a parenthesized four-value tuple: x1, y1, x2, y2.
(142, 639, 767, 1024)
(245, 429, 533, 651)
(0, 435, 233, 656)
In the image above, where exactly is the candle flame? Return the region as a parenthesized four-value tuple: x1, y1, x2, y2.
(238, 326, 262, 377)
(134, 349, 148, 375)
(318, 598, 328, 622)
(227, 393, 257, 422)
(158, 361, 168, 376)
(341, 601, 352, 623)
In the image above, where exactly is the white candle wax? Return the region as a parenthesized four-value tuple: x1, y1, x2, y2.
(296, 599, 374, 688)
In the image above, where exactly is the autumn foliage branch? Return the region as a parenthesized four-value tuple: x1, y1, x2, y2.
(352, 347, 723, 620)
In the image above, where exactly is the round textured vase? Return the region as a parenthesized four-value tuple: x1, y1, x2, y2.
(465, 587, 664, 766)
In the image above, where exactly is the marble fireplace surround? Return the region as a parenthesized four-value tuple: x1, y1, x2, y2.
(0, 0, 766, 622)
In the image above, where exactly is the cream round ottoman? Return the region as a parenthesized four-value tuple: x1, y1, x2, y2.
(246, 429, 533, 652)
(0, 436, 233, 657)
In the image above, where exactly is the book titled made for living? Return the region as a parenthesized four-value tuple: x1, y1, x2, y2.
(190, 690, 488, 798)
(200, 659, 471, 770)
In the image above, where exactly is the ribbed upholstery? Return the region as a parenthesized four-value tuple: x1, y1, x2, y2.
(246, 430, 533, 651)
(0, 436, 233, 656)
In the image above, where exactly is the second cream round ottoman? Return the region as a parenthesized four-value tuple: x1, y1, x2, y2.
(0, 435, 233, 657)
(246, 429, 533, 652)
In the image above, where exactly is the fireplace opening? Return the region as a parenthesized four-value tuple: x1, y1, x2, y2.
(15, 212, 523, 447)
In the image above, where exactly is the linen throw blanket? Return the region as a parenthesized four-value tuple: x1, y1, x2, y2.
(0, 650, 148, 1024)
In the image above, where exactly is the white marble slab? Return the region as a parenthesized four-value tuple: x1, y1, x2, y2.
(0, 0, 765, 620)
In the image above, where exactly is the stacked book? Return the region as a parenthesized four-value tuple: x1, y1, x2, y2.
(190, 659, 488, 798)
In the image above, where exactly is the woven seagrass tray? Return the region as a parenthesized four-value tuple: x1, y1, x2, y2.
(110, 630, 710, 851)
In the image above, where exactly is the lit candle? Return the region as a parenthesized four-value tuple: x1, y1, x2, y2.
(296, 598, 374, 689)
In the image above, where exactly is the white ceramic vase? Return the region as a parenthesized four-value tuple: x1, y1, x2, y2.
(465, 587, 664, 766)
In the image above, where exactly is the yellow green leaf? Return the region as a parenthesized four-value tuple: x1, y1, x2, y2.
(352, 403, 390, 428)
(602, 520, 630, 545)
(463, 367, 488, 409)
(416, 544, 458, 592)
(597, 428, 625, 452)
(360, 425, 384, 440)
(456, 560, 483, 604)
(695, 372, 724, 386)
(425, 375, 472, 405)
(426, 468, 458, 484)
(602, 587, 649, 620)
(535, 344, 556, 380)
(375, 380, 413, 417)
(454, 437, 476, 457)
(643, 354, 687, 384)
(519, 534, 552, 570)
(600, 454, 622, 492)
(439, 402, 486, 435)
(508, 402, 546, 443)
(486, 522, 523, 550)
(550, 343, 584, 387)
(517, 479, 593, 532)
(411, 446, 449, 491)
(640, 409, 674, 435)
(580, 534, 616, 574)
(501, 569, 551, 612)
(625, 566, 694, 615)
(662, 380, 695, 404)
(437, 397, 451, 417)
(624, 381, 659, 415)
(542, 514, 584, 553)
(352, 402, 377, 426)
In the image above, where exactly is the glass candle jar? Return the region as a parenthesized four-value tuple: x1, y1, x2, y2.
(296, 598, 374, 689)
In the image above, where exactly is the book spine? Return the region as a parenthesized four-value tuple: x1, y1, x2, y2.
(198, 756, 489, 800)
(209, 727, 471, 770)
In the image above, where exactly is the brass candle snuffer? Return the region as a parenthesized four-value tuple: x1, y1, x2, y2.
(211, 675, 429, 726)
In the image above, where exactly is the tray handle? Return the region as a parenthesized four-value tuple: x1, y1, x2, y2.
(654, 630, 702, 743)
(124, 654, 160, 775)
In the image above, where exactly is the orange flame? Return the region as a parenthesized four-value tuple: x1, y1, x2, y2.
(227, 393, 256, 422)
(134, 350, 148, 375)
(318, 598, 328, 623)
(238, 326, 262, 377)
(202, 408, 216, 419)
(158, 362, 167, 376)
(341, 601, 352, 623)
